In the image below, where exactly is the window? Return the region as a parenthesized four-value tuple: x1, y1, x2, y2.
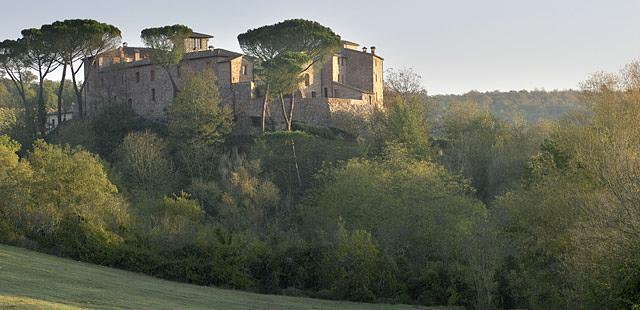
(324, 88, 328, 98)
(304, 74, 310, 86)
(191, 38, 201, 50)
(334, 89, 338, 97)
(311, 91, 316, 98)
(135, 72, 140, 83)
(151, 88, 156, 101)
(150, 70, 155, 81)
(128, 98, 132, 107)
(241, 65, 248, 75)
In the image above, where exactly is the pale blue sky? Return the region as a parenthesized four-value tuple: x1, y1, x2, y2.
(2, 0, 639, 94)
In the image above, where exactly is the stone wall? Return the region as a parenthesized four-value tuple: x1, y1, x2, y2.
(332, 82, 367, 100)
(373, 57, 384, 106)
(327, 98, 374, 133)
(84, 51, 244, 120)
(341, 48, 384, 108)
(233, 96, 374, 135)
(83, 44, 384, 135)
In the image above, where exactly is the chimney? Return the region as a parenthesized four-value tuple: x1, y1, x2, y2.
(362, 47, 368, 53)
(370, 46, 376, 55)
(123, 42, 128, 48)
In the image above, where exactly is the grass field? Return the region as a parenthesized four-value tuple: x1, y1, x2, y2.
(0, 244, 432, 309)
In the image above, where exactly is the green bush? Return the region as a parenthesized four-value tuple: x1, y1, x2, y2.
(155, 242, 253, 289)
(93, 103, 160, 160)
(300, 146, 486, 306)
(250, 131, 366, 202)
(55, 211, 124, 264)
(47, 119, 98, 153)
(107, 243, 162, 274)
(114, 131, 177, 198)
(322, 226, 380, 302)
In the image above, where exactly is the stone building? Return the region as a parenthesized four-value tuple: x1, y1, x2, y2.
(46, 111, 73, 133)
(82, 30, 384, 134)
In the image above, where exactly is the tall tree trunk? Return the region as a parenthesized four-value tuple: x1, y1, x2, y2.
(288, 91, 296, 131)
(262, 85, 270, 133)
(5, 68, 28, 111)
(56, 64, 67, 125)
(37, 73, 47, 137)
(289, 137, 302, 187)
(6, 69, 32, 137)
(164, 66, 179, 99)
(288, 93, 301, 186)
(279, 94, 290, 131)
(70, 62, 84, 118)
(277, 94, 302, 193)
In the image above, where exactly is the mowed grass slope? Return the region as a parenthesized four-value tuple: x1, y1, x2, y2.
(0, 244, 430, 309)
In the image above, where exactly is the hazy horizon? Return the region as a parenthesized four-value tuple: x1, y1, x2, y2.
(2, 0, 639, 95)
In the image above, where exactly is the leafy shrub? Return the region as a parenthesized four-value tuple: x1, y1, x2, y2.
(300, 146, 486, 306)
(155, 240, 253, 289)
(47, 119, 98, 153)
(114, 131, 177, 198)
(250, 131, 366, 201)
(132, 193, 205, 252)
(0, 139, 129, 261)
(322, 225, 381, 302)
(93, 103, 159, 160)
(55, 211, 124, 263)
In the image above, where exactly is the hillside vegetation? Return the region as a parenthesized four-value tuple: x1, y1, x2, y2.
(0, 244, 427, 309)
(2, 19, 640, 309)
(431, 89, 585, 124)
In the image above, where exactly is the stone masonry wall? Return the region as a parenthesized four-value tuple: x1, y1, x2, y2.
(84, 46, 383, 135)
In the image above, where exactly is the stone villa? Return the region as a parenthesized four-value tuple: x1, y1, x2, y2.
(82, 30, 384, 134)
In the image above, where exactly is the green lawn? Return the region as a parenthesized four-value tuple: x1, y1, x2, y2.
(0, 244, 432, 309)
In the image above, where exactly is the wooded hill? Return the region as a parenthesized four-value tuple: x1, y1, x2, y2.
(431, 89, 585, 124)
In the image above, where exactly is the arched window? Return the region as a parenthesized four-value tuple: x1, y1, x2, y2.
(304, 74, 310, 86)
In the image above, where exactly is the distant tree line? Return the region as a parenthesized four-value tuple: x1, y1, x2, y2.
(430, 88, 585, 125)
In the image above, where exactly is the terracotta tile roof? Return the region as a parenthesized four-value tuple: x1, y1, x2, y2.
(190, 32, 214, 39)
(341, 40, 359, 46)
